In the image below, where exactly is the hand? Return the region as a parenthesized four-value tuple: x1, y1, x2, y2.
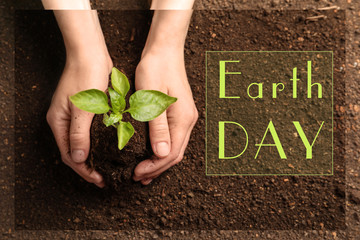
(45, 10, 112, 188)
(133, 50, 198, 185)
(46, 54, 112, 188)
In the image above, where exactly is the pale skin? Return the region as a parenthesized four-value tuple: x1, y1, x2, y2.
(43, 0, 197, 187)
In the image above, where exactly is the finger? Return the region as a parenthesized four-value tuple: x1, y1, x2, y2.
(138, 108, 198, 182)
(139, 122, 193, 182)
(64, 158, 104, 187)
(141, 173, 161, 185)
(47, 110, 103, 186)
(141, 178, 153, 185)
(149, 112, 171, 158)
(47, 109, 72, 160)
(133, 123, 188, 181)
(69, 106, 94, 163)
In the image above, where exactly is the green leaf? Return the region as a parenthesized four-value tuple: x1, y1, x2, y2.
(108, 87, 126, 112)
(127, 90, 177, 122)
(117, 121, 135, 150)
(111, 67, 130, 97)
(69, 89, 110, 114)
(103, 113, 122, 127)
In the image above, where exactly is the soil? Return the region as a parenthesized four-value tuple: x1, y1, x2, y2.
(14, 9, 346, 231)
(89, 113, 151, 189)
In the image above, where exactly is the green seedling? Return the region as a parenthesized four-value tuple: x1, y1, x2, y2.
(69, 67, 177, 150)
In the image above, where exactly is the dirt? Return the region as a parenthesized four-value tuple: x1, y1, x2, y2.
(89, 113, 151, 189)
(13, 8, 347, 232)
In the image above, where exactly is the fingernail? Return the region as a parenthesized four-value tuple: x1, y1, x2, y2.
(95, 181, 105, 188)
(133, 174, 140, 182)
(92, 171, 103, 183)
(71, 149, 85, 163)
(142, 178, 153, 185)
(155, 142, 169, 157)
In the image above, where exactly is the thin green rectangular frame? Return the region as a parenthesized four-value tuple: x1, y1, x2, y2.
(205, 50, 334, 176)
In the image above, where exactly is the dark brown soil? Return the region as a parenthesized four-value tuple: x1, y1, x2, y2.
(14, 10, 346, 230)
(89, 113, 151, 189)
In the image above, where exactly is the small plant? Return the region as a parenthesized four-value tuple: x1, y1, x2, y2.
(69, 67, 177, 150)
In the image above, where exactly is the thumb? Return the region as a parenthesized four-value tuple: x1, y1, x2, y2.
(69, 106, 94, 163)
(149, 112, 171, 158)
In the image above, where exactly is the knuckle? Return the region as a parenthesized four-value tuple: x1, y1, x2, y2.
(182, 107, 198, 125)
(192, 108, 199, 123)
(183, 111, 193, 121)
(173, 154, 183, 165)
(69, 131, 86, 144)
(76, 164, 87, 172)
(170, 151, 183, 164)
(152, 123, 169, 136)
(61, 156, 70, 166)
(135, 63, 144, 75)
(46, 110, 54, 125)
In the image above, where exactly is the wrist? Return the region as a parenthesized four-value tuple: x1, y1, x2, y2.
(150, 0, 195, 10)
(66, 48, 113, 73)
(137, 48, 187, 86)
(141, 10, 192, 58)
(55, 10, 111, 69)
(63, 28, 109, 59)
(141, 41, 184, 59)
